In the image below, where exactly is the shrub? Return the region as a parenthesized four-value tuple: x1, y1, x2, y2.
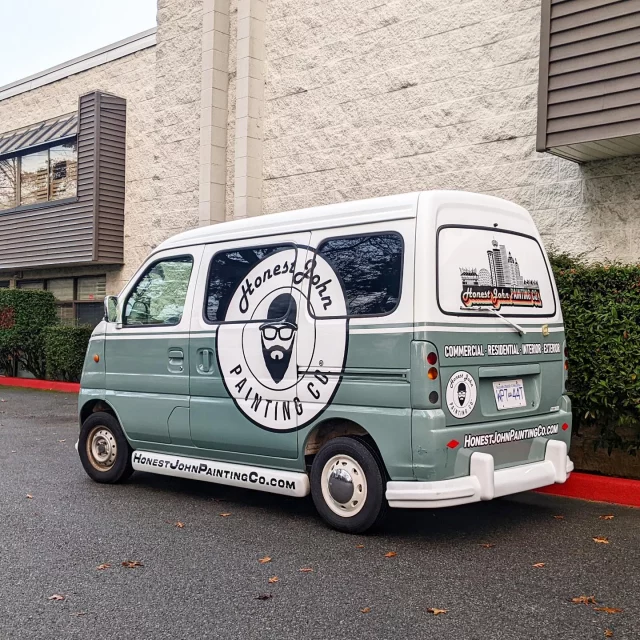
(0, 289, 58, 379)
(550, 254, 640, 455)
(44, 325, 93, 383)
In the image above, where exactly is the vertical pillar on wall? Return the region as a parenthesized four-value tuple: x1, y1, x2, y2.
(234, 0, 266, 218)
(200, 0, 231, 226)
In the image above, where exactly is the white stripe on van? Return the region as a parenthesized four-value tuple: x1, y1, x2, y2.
(132, 451, 310, 497)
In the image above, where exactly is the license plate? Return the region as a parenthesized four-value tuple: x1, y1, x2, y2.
(493, 379, 526, 410)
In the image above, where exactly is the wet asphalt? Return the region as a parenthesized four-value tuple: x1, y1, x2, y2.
(0, 387, 638, 640)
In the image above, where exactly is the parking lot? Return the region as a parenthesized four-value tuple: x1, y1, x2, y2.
(1, 387, 638, 640)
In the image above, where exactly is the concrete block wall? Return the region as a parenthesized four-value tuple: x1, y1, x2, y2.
(262, 0, 640, 263)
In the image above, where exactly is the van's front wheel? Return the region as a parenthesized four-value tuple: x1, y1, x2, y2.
(311, 437, 388, 534)
(79, 412, 133, 484)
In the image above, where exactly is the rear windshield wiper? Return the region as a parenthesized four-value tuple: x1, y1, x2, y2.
(459, 306, 527, 336)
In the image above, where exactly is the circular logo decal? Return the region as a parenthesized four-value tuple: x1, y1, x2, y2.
(217, 247, 348, 431)
(445, 370, 477, 419)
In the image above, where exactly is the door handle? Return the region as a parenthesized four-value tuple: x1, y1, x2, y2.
(197, 348, 215, 374)
(168, 348, 184, 373)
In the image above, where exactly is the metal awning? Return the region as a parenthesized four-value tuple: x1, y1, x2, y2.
(0, 112, 77, 157)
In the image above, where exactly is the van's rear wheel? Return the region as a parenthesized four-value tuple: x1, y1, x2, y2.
(78, 412, 133, 484)
(311, 437, 388, 534)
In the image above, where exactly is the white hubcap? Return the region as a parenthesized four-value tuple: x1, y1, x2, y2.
(321, 454, 367, 518)
(87, 426, 117, 470)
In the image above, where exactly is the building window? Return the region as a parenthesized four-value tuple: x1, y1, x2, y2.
(0, 140, 77, 211)
(317, 233, 404, 317)
(17, 275, 106, 327)
(0, 281, 10, 288)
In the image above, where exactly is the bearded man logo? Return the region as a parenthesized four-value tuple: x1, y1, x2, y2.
(457, 383, 467, 407)
(259, 293, 298, 384)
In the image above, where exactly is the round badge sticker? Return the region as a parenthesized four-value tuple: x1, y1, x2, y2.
(216, 246, 348, 432)
(445, 370, 477, 419)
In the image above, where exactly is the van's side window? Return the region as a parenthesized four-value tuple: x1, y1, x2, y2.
(124, 256, 193, 326)
(205, 245, 291, 322)
(318, 233, 403, 316)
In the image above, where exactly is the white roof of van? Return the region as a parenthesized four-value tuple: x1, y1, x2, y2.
(155, 192, 421, 252)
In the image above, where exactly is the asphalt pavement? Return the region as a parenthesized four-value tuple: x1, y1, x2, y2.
(0, 387, 638, 640)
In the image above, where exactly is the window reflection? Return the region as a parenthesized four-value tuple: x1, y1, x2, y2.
(0, 157, 17, 210)
(318, 234, 403, 316)
(20, 149, 49, 206)
(49, 142, 78, 201)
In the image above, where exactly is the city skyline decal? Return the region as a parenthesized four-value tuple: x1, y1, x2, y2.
(460, 239, 543, 310)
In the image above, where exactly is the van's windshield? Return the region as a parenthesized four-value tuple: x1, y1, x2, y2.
(437, 225, 556, 318)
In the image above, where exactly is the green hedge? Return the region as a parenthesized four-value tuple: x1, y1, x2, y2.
(43, 325, 93, 383)
(550, 254, 640, 455)
(0, 289, 58, 379)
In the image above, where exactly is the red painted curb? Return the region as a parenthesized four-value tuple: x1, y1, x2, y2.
(535, 471, 640, 508)
(0, 376, 80, 393)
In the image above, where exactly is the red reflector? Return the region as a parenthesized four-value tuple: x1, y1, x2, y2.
(447, 439, 459, 449)
(427, 352, 438, 365)
(562, 423, 569, 431)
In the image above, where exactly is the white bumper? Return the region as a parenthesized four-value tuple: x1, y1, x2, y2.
(386, 440, 574, 509)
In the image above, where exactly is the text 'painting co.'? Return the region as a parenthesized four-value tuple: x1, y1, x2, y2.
(216, 246, 348, 431)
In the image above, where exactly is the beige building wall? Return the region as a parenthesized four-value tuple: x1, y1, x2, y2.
(260, 0, 640, 263)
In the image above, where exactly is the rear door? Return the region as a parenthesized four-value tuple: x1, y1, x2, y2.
(189, 234, 311, 462)
(436, 225, 562, 429)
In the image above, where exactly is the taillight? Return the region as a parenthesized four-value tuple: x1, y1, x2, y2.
(564, 360, 569, 370)
(564, 346, 569, 358)
(428, 367, 438, 380)
(427, 352, 438, 365)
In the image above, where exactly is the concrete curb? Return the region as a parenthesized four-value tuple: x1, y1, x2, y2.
(535, 471, 640, 508)
(0, 376, 80, 393)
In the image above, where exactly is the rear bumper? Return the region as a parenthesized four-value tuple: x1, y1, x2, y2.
(386, 440, 573, 508)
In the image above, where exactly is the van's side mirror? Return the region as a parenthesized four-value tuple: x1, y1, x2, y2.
(104, 296, 118, 323)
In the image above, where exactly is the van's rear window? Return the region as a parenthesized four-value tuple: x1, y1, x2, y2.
(437, 226, 556, 317)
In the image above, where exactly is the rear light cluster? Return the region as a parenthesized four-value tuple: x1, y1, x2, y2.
(564, 345, 569, 371)
(427, 350, 439, 404)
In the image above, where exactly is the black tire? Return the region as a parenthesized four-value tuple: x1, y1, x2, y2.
(311, 436, 388, 534)
(78, 412, 134, 484)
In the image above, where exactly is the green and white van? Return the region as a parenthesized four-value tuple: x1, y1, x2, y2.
(77, 190, 573, 533)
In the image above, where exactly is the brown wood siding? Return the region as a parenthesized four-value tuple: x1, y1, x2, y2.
(0, 91, 125, 270)
(537, 0, 640, 161)
(94, 92, 126, 263)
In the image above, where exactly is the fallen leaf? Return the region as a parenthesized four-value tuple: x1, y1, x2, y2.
(605, 630, 613, 637)
(599, 515, 615, 521)
(532, 562, 546, 568)
(0, 399, 6, 402)
(256, 594, 273, 601)
(355, 544, 365, 549)
(553, 515, 565, 520)
(175, 521, 185, 529)
(70, 611, 87, 617)
(48, 594, 65, 601)
(121, 560, 144, 568)
(219, 513, 231, 517)
(384, 551, 397, 558)
(360, 607, 371, 614)
(299, 567, 314, 573)
(593, 536, 609, 544)
(96, 563, 111, 571)
(479, 543, 495, 549)
(58, 439, 66, 443)
(571, 595, 597, 605)
(594, 607, 623, 615)
(11, 450, 16, 453)
(268, 576, 279, 584)
(427, 608, 448, 615)
(26, 494, 33, 499)
(258, 556, 272, 564)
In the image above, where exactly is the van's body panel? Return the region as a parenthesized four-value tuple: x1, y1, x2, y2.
(79, 190, 572, 510)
